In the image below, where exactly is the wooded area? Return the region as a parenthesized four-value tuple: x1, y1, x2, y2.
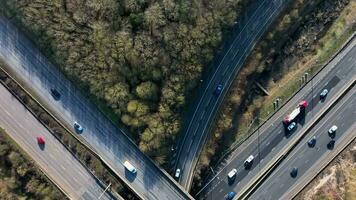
(0, 0, 246, 165)
(0, 128, 65, 199)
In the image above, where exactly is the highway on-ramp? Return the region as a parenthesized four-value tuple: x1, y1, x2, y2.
(249, 85, 356, 200)
(174, 0, 291, 190)
(0, 84, 116, 200)
(196, 35, 356, 199)
(0, 16, 192, 200)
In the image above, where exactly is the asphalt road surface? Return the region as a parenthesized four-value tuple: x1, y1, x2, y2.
(0, 84, 116, 200)
(0, 17, 191, 200)
(249, 85, 356, 200)
(196, 36, 356, 199)
(174, 0, 291, 189)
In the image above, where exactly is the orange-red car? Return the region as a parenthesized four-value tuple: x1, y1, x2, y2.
(36, 136, 45, 145)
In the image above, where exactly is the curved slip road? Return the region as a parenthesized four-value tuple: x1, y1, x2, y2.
(175, 0, 292, 190)
(0, 84, 116, 200)
(249, 85, 356, 200)
(0, 16, 192, 200)
(196, 35, 356, 199)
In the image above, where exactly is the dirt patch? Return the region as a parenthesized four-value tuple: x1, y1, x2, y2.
(295, 140, 356, 200)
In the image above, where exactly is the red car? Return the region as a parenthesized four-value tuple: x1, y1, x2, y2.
(36, 136, 45, 145)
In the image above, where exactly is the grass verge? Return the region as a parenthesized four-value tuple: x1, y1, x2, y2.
(192, 0, 355, 194)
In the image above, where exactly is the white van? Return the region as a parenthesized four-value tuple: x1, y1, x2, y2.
(227, 168, 237, 179)
(124, 161, 137, 173)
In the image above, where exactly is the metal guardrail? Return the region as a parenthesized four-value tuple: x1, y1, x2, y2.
(0, 16, 194, 199)
(211, 32, 356, 173)
(0, 128, 72, 200)
(0, 57, 194, 200)
(0, 64, 124, 200)
(197, 33, 356, 197)
(236, 77, 355, 200)
(287, 124, 356, 200)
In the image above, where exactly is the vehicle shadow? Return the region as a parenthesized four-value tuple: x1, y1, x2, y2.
(38, 143, 45, 150)
(298, 111, 306, 126)
(327, 140, 335, 150)
(125, 169, 137, 182)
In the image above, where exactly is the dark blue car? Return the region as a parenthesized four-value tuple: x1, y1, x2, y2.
(214, 84, 223, 96)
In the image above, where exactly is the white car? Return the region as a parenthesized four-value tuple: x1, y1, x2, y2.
(175, 169, 181, 178)
(320, 89, 328, 99)
(287, 122, 297, 131)
(328, 125, 337, 136)
(124, 161, 137, 173)
(227, 168, 237, 179)
(244, 155, 254, 168)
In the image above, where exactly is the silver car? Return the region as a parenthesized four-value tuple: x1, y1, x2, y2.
(320, 89, 328, 99)
(175, 169, 181, 178)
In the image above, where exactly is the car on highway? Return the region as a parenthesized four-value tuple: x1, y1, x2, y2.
(214, 84, 223, 96)
(283, 100, 308, 124)
(50, 88, 61, 100)
(175, 169, 181, 179)
(287, 122, 297, 131)
(227, 168, 237, 181)
(328, 125, 337, 137)
(226, 191, 236, 200)
(74, 122, 84, 133)
(124, 161, 137, 173)
(307, 136, 316, 147)
(36, 136, 45, 145)
(244, 155, 254, 169)
(320, 89, 328, 99)
(327, 140, 335, 150)
(290, 167, 298, 178)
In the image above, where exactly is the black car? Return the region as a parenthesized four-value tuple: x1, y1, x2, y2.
(50, 88, 61, 100)
(307, 136, 316, 147)
(327, 140, 335, 150)
(290, 167, 298, 178)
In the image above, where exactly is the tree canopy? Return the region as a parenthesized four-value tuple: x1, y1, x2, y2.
(1, 0, 246, 165)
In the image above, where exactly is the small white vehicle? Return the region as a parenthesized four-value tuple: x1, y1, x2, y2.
(328, 125, 338, 136)
(244, 155, 254, 168)
(227, 168, 237, 179)
(124, 161, 137, 173)
(175, 169, 181, 178)
(328, 125, 337, 133)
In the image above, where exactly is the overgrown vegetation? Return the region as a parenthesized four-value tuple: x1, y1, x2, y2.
(192, 0, 354, 193)
(0, 128, 66, 200)
(0, 63, 138, 200)
(0, 0, 249, 165)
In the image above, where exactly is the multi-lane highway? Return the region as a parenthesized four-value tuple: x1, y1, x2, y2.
(0, 16, 192, 200)
(196, 35, 356, 199)
(0, 84, 116, 200)
(250, 85, 356, 200)
(174, 0, 291, 189)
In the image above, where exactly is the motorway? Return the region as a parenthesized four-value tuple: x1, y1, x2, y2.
(249, 85, 356, 200)
(196, 35, 356, 199)
(0, 17, 191, 200)
(0, 84, 116, 200)
(174, 0, 291, 190)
